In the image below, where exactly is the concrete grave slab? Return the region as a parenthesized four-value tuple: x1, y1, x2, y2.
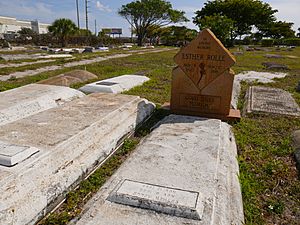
(262, 62, 289, 70)
(292, 130, 300, 171)
(0, 93, 155, 225)
(39, 54, 73, 59)
(0, 141, 39, 167)
(38, 70, 98, 87)
(264, 54, 284, 58)
(231, 71, 287, 109)
(79, 75, 150, 94)
(0, 84, 85, 126)
(244, 86, 300, 117)
(74, 115, 244, 225)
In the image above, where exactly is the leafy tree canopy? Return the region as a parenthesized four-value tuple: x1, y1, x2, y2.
(196, 14, 235, 46)
(48, 18, 78, 47)
(118, 0, 188, 46)
(193, 0, 277, 40)
(160, 26, 198, 44)
(75, 29, 92, 36)
(260, 21, 295, 39)
(18, 27, 37, 37)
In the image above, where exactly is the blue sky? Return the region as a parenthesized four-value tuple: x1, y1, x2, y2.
(0, 0, 299, 36)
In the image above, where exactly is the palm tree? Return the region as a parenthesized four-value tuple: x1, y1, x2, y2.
(48, 18, 78, 47)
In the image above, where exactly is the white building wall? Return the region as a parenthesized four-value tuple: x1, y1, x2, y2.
(0, 16, 49, 34)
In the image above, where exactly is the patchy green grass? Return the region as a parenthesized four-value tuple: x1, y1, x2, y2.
(3, 46, 300, 225)
(231, 47, 300, 224)
(0, 50, 124, 76)
(38, 108, 170, 225)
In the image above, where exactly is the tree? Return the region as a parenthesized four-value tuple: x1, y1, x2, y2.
(297, 28, 300, 38)
(17, 28, 37, 44)
(18, 27, 37, 37)
(193, 0, 277, 43)
(145, 25, 163, 45)
(260, 21, 295, 39)
(75, 29, 92, 36)
(159, 26, 198, 46)
(118, 0, 188, 46)
(48, 18, 78, 47)
(196, 14, 235, 46)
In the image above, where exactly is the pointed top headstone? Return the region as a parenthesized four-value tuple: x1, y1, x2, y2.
(174, 29, 236, 90)
(170, 29, 240, 121)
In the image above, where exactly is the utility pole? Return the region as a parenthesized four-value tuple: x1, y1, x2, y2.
(131, 16, 133, 43)
(85, 0, 89, 31)
(76, 0, 80, 28)
(94, 19, 97, 35)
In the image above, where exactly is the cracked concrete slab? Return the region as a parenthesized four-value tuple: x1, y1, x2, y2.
(231, 71, 287, 109)
(73, 115, 244, 225)
(0, 84, 85, 126)
(0, 93, 155, 225)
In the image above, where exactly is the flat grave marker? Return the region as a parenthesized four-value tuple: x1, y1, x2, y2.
(79, 75, 149, 94)
(108, 179, 203, 220)
(244, 86, 300, 116)
(0, 141, 39, 167)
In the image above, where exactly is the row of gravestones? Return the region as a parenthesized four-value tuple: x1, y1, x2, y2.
(67, 29, 300, 225)
(0, 29, 299, 225)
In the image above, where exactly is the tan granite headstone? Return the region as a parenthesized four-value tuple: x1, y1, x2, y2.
(171, 29, 240, 120)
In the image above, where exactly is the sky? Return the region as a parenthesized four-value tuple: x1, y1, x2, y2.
(0, 0, 299, 36)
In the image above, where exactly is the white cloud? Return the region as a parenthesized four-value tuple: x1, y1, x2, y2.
(96, 1, 112, 12)
(269, 1, 300, 30)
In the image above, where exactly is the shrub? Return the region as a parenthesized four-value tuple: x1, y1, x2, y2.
(283, 38, 300, 46)
(261, 39, 274, 47)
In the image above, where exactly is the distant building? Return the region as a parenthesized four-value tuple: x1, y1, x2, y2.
(0, 16, 50, 35)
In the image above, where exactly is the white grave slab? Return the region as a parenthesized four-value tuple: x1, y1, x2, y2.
(231, 71, 287, 109)
(0, 93, 155, 225)
(0, 141, 39, 166)
(79, 75, 150, 94)
(75, 115, 244, 225)
(0, 84, 85, 126)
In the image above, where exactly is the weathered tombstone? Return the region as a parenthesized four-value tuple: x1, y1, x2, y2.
(83, 47, 94, 53)
(292, 130, 300, 171)
(0, 93, 155, 224)
(264, 54, 283, 59)
(244, 86, 300, 117)
(262, 62, 289, 70)
(297, 81, 300, 92)
(79, 75, 150, 94)
(38, 70, 98, 87)
(171, 29, 240, 120)
(74, 115, 244, 225)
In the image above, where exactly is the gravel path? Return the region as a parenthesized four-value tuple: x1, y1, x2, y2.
(0, 48, 173, 81)
(0, 60, 56, 69)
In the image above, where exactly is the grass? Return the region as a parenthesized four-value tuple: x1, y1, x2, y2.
(0, 50, 123, 76)
(231, 47, 300, 224)
(0, 47, 169, 78)
(2, 45, 300, 224)
(38, 108, 170, 225)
